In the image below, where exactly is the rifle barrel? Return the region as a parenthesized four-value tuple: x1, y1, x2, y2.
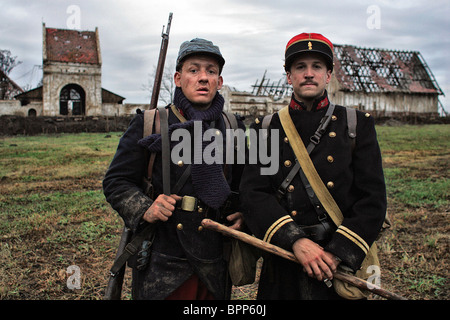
(149, 12, 173, 110)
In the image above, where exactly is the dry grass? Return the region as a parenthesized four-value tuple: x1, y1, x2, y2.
(0, 125, 448, 300)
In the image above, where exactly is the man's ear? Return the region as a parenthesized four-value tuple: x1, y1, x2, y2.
(326, 69, 332, 84)
(217, 75, 223, 90)
(174, 71, 181, 87)
(286, 72, 292, 85)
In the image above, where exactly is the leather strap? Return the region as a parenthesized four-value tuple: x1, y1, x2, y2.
(278, 104, 335, 196)
(158, 107, 171, 196)
(278, 106, 344, 226)
(109, 223, 156, 277)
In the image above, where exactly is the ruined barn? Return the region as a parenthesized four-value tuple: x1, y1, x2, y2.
(224, 44, 444, 120)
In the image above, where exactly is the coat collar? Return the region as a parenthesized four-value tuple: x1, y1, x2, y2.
(289, 90, 329, 111)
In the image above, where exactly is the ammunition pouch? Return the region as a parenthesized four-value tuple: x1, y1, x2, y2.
(126, 224, 156, 271)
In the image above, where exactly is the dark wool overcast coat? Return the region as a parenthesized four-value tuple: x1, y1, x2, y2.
(103, 106, 245, 299)
(239, 95, 387, 299)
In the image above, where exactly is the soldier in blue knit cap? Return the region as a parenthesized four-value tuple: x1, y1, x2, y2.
(103, 38, 245, 300)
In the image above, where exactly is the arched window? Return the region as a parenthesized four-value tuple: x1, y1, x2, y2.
(60, 84, 85, 115)
(28, 108, 37, 117)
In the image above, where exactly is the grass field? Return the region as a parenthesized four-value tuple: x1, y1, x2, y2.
(0, 125, 448, 300)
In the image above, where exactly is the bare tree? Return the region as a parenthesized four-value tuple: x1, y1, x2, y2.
(0, 49, 22, 75)
(142, 62, 175, 106)
(0, 50, 23, 99)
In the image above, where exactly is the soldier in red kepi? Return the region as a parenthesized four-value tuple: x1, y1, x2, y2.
(239, 33, 387, 299)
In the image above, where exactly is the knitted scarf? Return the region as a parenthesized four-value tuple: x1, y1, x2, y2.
(138, 87, 231, 209)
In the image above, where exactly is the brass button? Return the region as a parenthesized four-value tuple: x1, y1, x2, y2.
(198, 207, 203, 213)
(365, 113, 371, 118)
(331, 115, 337, 121)
(215, 130, 221, 136)
(329, 132, 336, 138)
(287, 185, 295, 192)
(327, 155, 334, 163)
(177, 223, 183, 230)
(198, 226, 203, 232)
(284, 137, 289, 143)
(291, 210, 297, 217)
(327, 181, 335, 189)
(284, 160, 292, 167)
(177, 160, 184, 167)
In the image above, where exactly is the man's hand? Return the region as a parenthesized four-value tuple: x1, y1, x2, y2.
(143, 194, 182, 223)
(226, 211, 244, 230)
(292, 238, 340, 281)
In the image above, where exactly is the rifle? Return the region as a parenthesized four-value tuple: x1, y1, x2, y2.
(201, 219, 407, 300)
(149, 12, 173, 110)
(104, 13, 173, 300)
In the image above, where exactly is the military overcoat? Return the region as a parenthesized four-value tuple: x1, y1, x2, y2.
(239, 94, 387, 299)
(103, 105, 245, 299)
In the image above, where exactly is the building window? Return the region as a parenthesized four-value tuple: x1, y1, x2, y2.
(28, 108, 37, 117)
(60, 84, 85, 115)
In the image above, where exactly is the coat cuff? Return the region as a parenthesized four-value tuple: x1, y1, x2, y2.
(262, 216, 306, 251)
(325, 225, 370, 272)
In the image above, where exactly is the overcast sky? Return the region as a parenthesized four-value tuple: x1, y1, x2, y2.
(1, 0, 449, 112)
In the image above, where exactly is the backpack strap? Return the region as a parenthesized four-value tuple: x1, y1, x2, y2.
(157, 107, 171, 196)
(345, 107, 357, 152)
(261, 114, 273, 130)
(143, 109, 159, 181)
(221, 111, 239, 178)
(222, 111, 238, 130)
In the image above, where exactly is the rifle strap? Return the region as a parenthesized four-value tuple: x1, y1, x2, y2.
(278, 106, 344, 226)
(109, 223, 156, 277)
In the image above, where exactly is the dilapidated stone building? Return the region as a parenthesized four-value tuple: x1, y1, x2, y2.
(9, 24, 125, 117)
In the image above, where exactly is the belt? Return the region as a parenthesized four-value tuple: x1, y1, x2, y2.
(176, 195, 209, 213)
(300, 221, 334, 242)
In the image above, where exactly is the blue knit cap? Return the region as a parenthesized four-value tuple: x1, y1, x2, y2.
(176, 38, 225, 73)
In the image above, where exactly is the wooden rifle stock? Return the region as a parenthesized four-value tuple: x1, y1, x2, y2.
(149, 12, 173, 110)
(201, 219, 407, 300)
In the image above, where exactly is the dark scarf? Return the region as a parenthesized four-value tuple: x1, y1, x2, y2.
(138, 87, 230, 209)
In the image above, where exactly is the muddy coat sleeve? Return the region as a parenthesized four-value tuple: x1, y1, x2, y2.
(103, 113, 153, 232)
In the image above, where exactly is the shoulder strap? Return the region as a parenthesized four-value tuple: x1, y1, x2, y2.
(278, 106, 344, 226)
(346, 107, 357, 151)
(143, 110, 159, 181)
(222, 111, 238, 130)
(158, 107, 171, 196)
(277, 104, 335, 197)
(261, 114, 273, 130)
